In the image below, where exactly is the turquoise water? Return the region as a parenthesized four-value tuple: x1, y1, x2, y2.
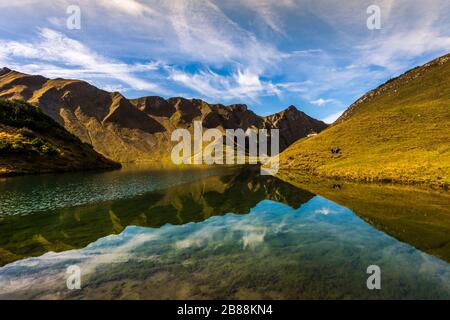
(0, 168, 449, 299)
(0, 165, 225, 215)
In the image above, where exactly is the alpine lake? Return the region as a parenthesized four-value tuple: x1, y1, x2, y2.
(0, 165, 449, 299)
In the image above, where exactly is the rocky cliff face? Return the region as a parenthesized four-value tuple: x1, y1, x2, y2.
(0, 68, 327, 164)
(263, 105, 328, 150)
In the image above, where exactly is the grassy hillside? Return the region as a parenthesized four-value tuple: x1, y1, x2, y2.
(0, 99, 120, 176)
(278, 54, 450, 189)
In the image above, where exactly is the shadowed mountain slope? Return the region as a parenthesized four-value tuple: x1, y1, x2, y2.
(0, 99, 120, 176)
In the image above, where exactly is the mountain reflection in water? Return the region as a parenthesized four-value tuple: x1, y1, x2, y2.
(0, 168, 449, 299)
(0, 168, 314, 266)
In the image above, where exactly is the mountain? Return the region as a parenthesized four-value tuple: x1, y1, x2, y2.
(0, 99, 120, 176)
(277, 53, 450, 189)
(0, 68, 327, 164)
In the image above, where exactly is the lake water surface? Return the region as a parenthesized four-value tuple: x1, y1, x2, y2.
(0, 167, 449, 299)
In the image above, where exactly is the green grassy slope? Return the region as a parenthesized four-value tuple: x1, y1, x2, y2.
(0, 99, 120, 176)
(278, 54, 450, 189)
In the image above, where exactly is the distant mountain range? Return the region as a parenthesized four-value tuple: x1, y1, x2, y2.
(2, 52, 448, 188)
(0, 68, 327, 164)
(278, 53, 450, 189)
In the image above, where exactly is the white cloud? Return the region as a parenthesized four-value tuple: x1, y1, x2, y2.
(225, 0, 296, 34)
(315, 207, 339, 216)
(0, 228, 161, 294)
(168, 67, 320, 102)
(273, 0, 450, 120)
(242, 227, 266, 249)
(169, 68, 282, 101)
(275, 81, 310, 93)
(311, 98, 335, 107)
(89, 0, 285, 72)
(0, 28, 163, 93)
(308, 0, 450, 72)
(356, 28, 450, 72)
(97, 0, 157, 16)
(2, 0, 286, 98)
(321, 110, 345, 124)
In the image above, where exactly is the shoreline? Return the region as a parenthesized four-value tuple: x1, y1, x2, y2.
(276, 169, 450, 192)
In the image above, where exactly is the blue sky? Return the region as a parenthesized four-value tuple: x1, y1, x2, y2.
(0, 0, 449, 123)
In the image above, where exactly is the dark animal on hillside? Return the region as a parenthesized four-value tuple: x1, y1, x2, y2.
(331, 147, 341, 154)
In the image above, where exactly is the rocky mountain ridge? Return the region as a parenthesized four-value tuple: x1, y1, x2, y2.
(0, 68, 327, 163)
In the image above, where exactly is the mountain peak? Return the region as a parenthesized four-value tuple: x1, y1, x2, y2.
(286, 105, 298, 112)
(0, 67, 11, 76)
(228, 104, 248, 112)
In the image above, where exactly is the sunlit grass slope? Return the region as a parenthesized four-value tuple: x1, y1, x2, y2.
(278, 54, 450, 189)
(0, 99, 120, 175)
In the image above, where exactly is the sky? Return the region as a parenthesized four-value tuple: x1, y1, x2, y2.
(0, 0, 449, 123)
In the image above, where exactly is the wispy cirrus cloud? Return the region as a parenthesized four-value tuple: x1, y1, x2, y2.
(222, 0, 297, 34)
(169, 68, 283, 101)
(0, 28, 163, 92)
(0, 0, 449, 119)
(90, 0, 284, 72)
